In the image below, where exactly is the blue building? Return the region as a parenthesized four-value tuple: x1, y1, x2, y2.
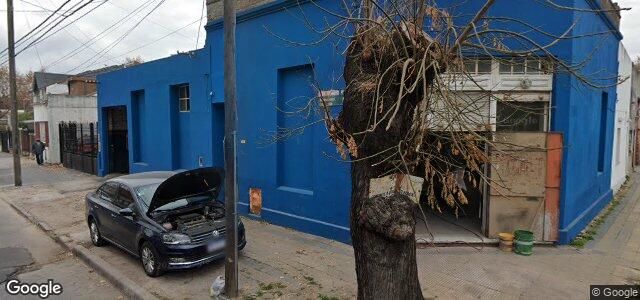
(97, 0, 622, 244)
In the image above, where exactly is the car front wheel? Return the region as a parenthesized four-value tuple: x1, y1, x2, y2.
(89, 220, 105, 246)
(140, 241, 164, 277)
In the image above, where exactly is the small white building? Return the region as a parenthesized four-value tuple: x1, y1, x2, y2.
(32, 72, 99, 166)
(36, 94, 98, 164)
(611, 42, 633, 192)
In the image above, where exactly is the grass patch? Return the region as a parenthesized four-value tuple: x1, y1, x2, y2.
(244, 282, 287, 299)
(304, 275, 321, 286)
(570, 176, 631, 248)
(318, 294, 340, 300)
(259, 282, 286, 291)
(570, 196, 620, 248)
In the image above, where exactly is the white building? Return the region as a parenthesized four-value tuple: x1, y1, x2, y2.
(611, 42, 633, 192)
(34, 94, 97, 164)
(32, 72, 98, 166)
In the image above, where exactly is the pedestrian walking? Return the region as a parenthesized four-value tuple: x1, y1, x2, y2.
(31, 139, 46, 165)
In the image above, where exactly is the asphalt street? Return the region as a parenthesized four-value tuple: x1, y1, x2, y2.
(0, 158, 122, 299)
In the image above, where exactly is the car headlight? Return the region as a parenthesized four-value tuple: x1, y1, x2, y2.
(162, 233, 191, 245)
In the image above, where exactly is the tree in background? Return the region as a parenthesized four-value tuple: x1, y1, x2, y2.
(124, 56, 144, 66)
(0, 66, 35, 119)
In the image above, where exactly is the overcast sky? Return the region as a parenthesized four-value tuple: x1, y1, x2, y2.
(619, 0, 640, 59)
(0, 0, 638, 74)
(0, 0, 206, 74)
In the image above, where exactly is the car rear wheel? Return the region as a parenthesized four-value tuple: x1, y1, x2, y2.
(89, 220, 105, 246)
(140, 241, 164, 277)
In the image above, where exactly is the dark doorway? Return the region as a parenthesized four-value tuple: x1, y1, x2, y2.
(211, 103, 224, 167)
(106, 106, 129, 174)
(415, 137, 488, 244)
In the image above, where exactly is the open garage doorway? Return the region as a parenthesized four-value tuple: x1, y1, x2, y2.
(415, 147, 489, 245)
(105, 106, 129, 174)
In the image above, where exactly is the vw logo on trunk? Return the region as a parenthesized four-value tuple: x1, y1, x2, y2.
(212, 230, 220, 237)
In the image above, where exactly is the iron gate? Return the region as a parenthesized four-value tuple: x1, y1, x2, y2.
(59, 122, 98, 175)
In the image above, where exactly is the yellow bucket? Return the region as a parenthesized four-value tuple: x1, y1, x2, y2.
(498, 233, 515, 252)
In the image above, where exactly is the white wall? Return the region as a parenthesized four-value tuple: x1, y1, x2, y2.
(33, 104, 48, 123)
(44, 95, 97, 164)
(611, 42, 633, 192)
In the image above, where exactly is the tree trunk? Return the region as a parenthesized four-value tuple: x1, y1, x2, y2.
(350, 163, 423, 299)
(338, 26, 428, 300)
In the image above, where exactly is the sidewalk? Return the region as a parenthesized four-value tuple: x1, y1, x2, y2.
(1, 153, 639, 299)
(0, 183, 357, 299)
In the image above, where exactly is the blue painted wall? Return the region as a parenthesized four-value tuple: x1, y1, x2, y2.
(97, 47, 222, 175)
(552, 0, 620, 243)
(447, 0, 621, 243)
(206, 0, 353, 243)
(97, 0, 620, 244)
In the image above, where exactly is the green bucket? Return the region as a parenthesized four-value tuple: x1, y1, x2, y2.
(514, 230, 534, 256)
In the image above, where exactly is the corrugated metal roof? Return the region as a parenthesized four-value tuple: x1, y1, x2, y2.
(32, 65, 127, 93)
(33, 72, 70, 92)
(76, 64, 127, 80)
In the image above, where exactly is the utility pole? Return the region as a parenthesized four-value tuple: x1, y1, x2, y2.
(6, 0, 22, 187)
(223, 0, 238, 297)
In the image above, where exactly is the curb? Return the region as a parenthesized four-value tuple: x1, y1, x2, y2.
(6, 201, 69, 250)
(4, 199, 158, 300)
(72, 245, 157, 300)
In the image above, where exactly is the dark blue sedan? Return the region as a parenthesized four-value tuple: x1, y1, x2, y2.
(85, 167, 246, 277)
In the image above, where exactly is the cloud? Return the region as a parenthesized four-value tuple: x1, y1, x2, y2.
(0, 0, 639, 74)
(619, 0, 640, 59)
(0, 0, 205, 74)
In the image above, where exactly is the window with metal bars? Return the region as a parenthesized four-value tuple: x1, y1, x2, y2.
(178, 85, 190, 112)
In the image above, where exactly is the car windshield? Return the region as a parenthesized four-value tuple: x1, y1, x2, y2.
(135, 183, 211, 213)
(135, 183, 160, 210)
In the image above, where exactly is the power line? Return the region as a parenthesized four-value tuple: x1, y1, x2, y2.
(23, 11, 44, 69)
(195, 0, 205, 50)
(0, 9, 64, 12)
(0, 0, 72, 57)
(40, 0, 106, 45)
(2, 0, 92, 60)
(106, 0, 195, 43)
(18, 0, 63, 12)
(28, 0, 117, 69)
(15, 0, 87, 49)
(66, 0, 166, 73)
(14, 0, 103, 57)
(0, 0, 108, 66)
(105, 17, 203, 65)
(43, 0, 156, 70)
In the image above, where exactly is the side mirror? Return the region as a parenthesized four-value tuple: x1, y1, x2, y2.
(119, 207, 135, 217)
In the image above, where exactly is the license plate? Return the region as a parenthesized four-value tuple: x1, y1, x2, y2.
(207, 240, 225, 253)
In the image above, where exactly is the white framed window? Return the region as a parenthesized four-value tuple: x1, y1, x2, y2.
(178, 84, 190, 112)
(499, 58, 552, 75)
(462, 58, 492, 75)
(496, 100, 548, 132)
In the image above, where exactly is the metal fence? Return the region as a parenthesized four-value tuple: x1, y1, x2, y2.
(0, 131, 10, 153)
(0, 130, 33, 155)
(59, 122, 98, 175)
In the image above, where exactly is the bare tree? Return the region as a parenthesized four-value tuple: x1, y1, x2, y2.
(267, 0, 625, 298)
(124, 56, 145, 66)
(0, 66, 34, 119)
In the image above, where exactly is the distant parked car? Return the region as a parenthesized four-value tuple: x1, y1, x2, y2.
(85, 167, 246, 277)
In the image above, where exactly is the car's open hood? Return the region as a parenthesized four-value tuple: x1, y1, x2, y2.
(147, 167, 224, 214)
